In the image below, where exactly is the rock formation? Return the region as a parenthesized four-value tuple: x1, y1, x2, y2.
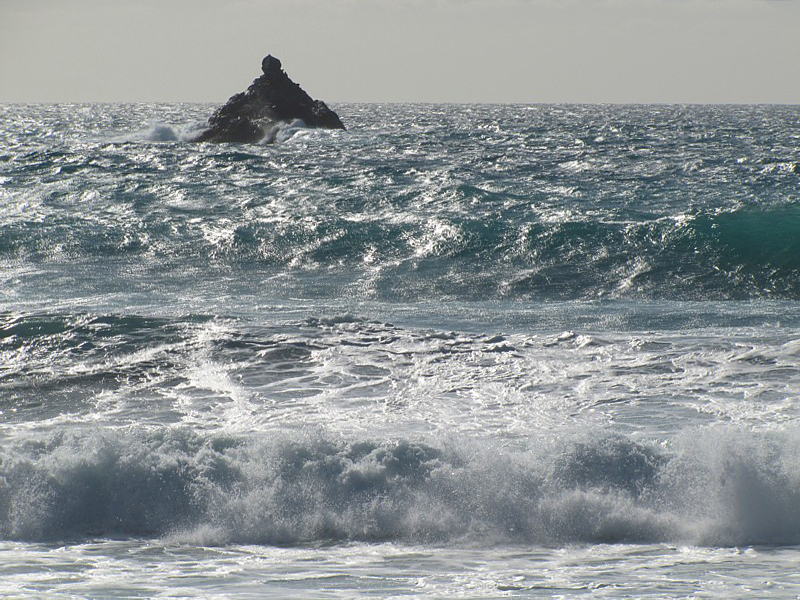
(194, 55, 345, 144)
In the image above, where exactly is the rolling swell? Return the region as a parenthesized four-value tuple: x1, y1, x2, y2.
(1, 428, 799, 547)
(2, 205, 799, 300)
(2, 103, 799, 302)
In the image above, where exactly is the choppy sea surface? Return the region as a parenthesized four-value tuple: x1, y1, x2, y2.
(2, 102, 800, 597)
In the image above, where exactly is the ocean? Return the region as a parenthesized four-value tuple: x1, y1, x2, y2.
(1, 102, 800, 597)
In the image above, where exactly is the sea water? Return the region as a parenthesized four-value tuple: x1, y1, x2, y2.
(1, 103, 800, 597)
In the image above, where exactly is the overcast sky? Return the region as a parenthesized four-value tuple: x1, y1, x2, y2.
(1, 0, 799, 104)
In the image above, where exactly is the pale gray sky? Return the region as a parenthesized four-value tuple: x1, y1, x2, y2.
(1, 0, 798, 103)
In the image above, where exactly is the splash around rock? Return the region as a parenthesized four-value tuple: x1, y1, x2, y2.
(194, 55, 345, 144)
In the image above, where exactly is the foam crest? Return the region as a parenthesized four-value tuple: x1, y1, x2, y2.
(2, 428, 800, 547)
(114, 120, 212, 143)
(261, 119, 310, 144)
(111, 122, 179, 143)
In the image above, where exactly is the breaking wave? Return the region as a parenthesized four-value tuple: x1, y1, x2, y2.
(2, 428, 800, 547)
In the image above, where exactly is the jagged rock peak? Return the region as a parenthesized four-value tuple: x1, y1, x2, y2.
(261, 55, 282, 75)
(194, 54, 344, 144)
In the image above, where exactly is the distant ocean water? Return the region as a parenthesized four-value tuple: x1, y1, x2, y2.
(1, 102, 800, 597)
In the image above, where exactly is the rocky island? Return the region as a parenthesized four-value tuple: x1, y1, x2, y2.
(194, 55, 345, 144)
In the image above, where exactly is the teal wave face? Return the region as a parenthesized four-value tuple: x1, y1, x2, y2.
(703, 206, 800, 271)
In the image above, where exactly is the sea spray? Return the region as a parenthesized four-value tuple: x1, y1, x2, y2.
(3, 427, 800, 546)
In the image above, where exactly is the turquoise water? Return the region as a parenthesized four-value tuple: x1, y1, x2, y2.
(1, 103, 800, 597)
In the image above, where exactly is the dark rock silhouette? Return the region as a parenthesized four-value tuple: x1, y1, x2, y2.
(194, 55, 344, 144)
